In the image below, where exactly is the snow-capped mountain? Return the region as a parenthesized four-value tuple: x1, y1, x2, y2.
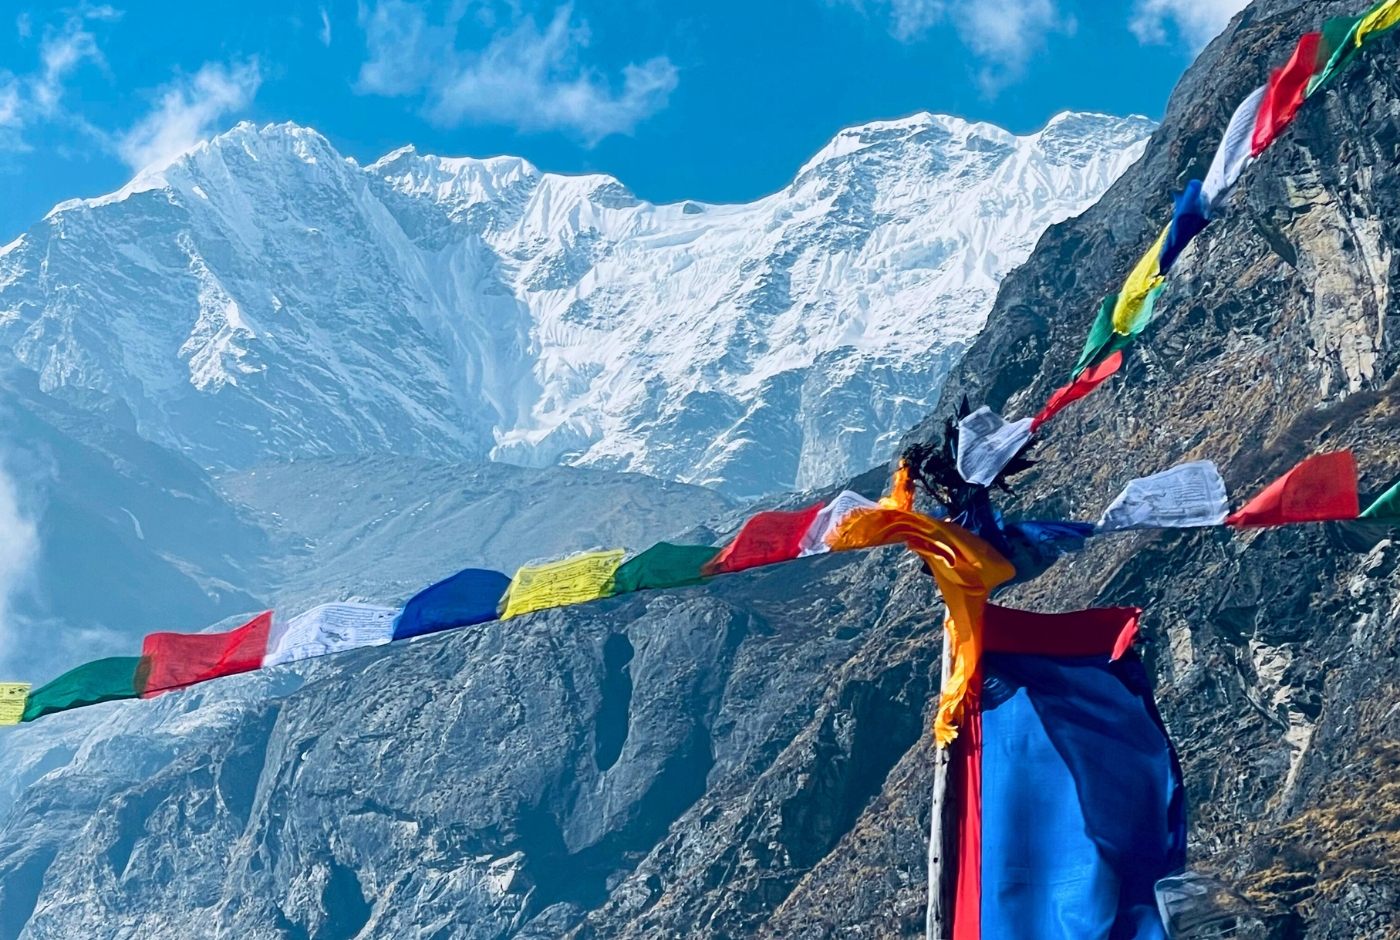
(0, 112, 1153, 496)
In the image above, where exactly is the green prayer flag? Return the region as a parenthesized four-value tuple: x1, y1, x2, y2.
(610, 543, 719, 595)
(1073, 294, 1138, 377)
(21, 657, 143, 722)
(1307, 15, 1364, 95)
(1360, 479, 1400, 521)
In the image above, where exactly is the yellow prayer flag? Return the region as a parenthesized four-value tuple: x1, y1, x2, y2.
(0, 683, 31, 726)
(500, 550, 626, 620)
(1356, 0, 1400, 45)
(1111, 223, 1172, 336)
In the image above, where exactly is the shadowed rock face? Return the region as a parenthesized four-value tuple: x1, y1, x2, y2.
(0, 2, 1396, 938)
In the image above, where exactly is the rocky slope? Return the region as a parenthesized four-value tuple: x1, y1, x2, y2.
(0, 1, 1395, 938)
(0, 112, 1152, 498)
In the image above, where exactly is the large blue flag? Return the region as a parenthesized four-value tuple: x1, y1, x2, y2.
(393, 568, 511, 640)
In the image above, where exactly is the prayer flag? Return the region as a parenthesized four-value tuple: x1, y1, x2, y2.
(1226, 451, 1360, 527)
(500, 550, 626, 619)
(956, 408, 1035, 487)
(1202, 85, 1267, 211)
(1096, 460, 1230, 533)
(1360, 479, 1400, 521)
(610, 543, 719, 593)
(1111, 224, 1171, 336)
(1002, 521, 1094, 582)
(704, 503, 825, 575)
(139, 612, 272, 697)
(394, 568, 511, 640)
(0, 684, 30, 725)
(1308, 15, 1365, 94)
(1073, 295, 1127, 377)
(1251, 32, 1323, 157)
(829, 509, 1015, 745)
(1355, 0, 1400, 45)
(1031, 351, 1124, 432)
(1159, 180, 1210, 274)
(950, 604, 1184, 940)
(21, 657, 142, 722)
(799, 491, 880, 556)
(879, 460, 916, 511)
(264, 603, 400, 667)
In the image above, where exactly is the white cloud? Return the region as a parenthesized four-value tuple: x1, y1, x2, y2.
(320, 6, 333, 46)
(836, 0, 1066, 92)
(0, 75, 19, 129)
(33, 6, 119, 115)
(1130, 0, 1250, 49)
(117, 60, 262, 171)
(357, 1, 677, 145)
(0, 461, 38, 657)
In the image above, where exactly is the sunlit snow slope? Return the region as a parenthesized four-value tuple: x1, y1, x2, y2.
(0, 112, 1152, 496)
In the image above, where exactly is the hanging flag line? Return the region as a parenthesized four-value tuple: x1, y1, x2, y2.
(958, 0, 1400, 488)
(1, 445, 1387, 726)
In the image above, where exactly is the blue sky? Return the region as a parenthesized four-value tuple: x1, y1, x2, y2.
(0, 0, 1245, 244)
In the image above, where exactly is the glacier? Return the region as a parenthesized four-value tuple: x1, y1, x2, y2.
(0, 111, 1153, 497)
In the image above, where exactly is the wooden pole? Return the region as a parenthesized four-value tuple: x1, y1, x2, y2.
(926, 628, 953, 940)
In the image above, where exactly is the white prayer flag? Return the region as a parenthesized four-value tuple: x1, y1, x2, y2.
(798, 490, 879, 556)
(956, 407, 1034, 487)
(263, 603, 401, 667)
(1095, 460, 1230, 533)
(1202, 85, 1267, 213)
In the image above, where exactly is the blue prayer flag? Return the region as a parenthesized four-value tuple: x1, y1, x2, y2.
(393, 568, 511, 640)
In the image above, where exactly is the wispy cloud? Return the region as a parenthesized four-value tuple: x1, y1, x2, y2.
(1129, 0, 1249, 50)
(319, 6, 333, 46)
(0, 460, 38, 662)
(835, 0, 1068, 93)
(356, 1, 678, 146)
(0, 5, 119, 147)
(117, 60, 263, 171)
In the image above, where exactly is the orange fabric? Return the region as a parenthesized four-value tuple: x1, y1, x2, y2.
(878, 460, 916, 511)
(830, 508, 1015, 746)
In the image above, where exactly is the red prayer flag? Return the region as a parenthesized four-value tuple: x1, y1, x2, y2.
(983, 603, 1142, 661)
(1226, 450, 1359, 527)
(138, 611, 272, 697)
(1251, 32, 1323, 156)
(1030, 350, 1123, 432)
(703, 502, 825, 575)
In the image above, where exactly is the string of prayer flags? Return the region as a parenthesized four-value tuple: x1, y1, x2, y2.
(0, 684, 30, 725)
(1226, 451, 1360, 527)
(21, 657, 142, 722)
(1032, 351, 1124, 432)
(1360, 479, 1400, 521)
(703, 503, 825, 575)
(1095, 461, 1230, 533)
(1159, 181, 1210, 274)
(950, 604, 1184, 938)
(798, 491, 880, 556)
(394, 569, 511, 640)
(138, 611, 271, 697)
(829, 509, 1015, 746)
(500, 550, 626, 620)
(1072, 295, 1133, 378)
(610, 543, 719, 593)
(956, 408, 1035, 487)
(1111, 224, 1171, 337)
(264, 603, 400, 667)
(1252, 32, 1324, 156)
(1202, 86, 1267, 211)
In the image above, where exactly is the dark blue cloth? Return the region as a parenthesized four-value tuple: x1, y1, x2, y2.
(1003, 520, 1094, 583)
(980, 653, 1185, 940)
(1159, 180, 1210, 273)
(393, 568, 511, 640)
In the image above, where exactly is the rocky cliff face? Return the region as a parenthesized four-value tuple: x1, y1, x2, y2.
(0, 1, 1394, 938)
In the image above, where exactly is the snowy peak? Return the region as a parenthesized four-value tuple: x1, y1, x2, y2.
(0, 112, 1153, 497)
